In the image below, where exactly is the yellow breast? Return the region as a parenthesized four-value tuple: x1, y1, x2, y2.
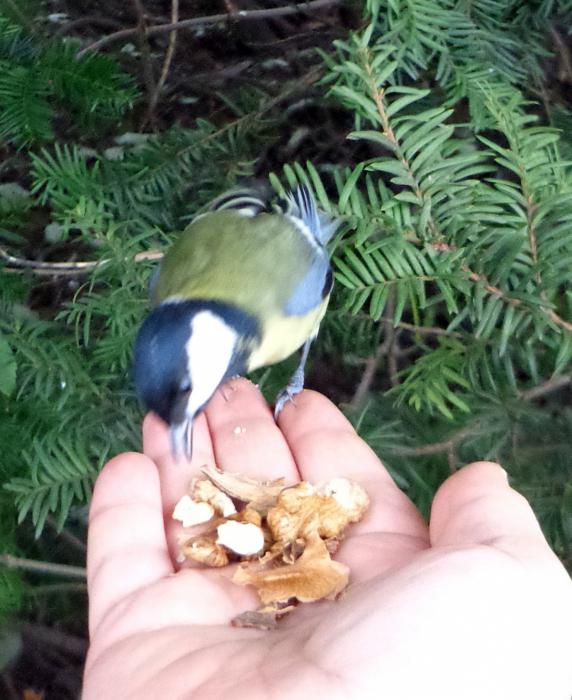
(247, 297, 329, 371)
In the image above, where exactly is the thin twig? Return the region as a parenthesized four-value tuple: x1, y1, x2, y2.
(389, 319, 462, 338)
(351, 292, 396, 406)
(549, 24, 572, 84)
(54, 16, 124, 38)
(519, 374, 571, 401)
(0, 554, 86, 580)
(388, 425, 476, 458)
(77, 0, 341, 57)
(364, 60, 438, 239)
(29, 582, 87, 596)
(387, 328, 400, 387)
(0, 246, 163, 276)
(141, 0, 179, 129)
(351, 342, 388, 408)
(132, 0, 156, 122)
(46, 516, 87, 554)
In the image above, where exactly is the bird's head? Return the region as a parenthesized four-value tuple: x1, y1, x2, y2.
(134, 300, 258, 460)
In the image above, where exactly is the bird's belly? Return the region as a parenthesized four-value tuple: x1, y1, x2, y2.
(247, 298, 329, 371)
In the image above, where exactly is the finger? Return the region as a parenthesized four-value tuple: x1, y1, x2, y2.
(88, 452, 173, 638)
(430, 461, 558, 561)
(143, 411, 216, 515)
(204, 377, 299, 483)
(277, 390, 429, 553)
(142, 411, 217, 562)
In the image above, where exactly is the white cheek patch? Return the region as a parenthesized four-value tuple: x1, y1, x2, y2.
(185, 311, 238, 416)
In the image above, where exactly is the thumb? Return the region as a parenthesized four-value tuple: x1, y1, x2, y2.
(430, 461, 552, 560)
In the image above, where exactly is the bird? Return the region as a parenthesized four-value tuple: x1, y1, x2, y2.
(134, 183, 338, 460)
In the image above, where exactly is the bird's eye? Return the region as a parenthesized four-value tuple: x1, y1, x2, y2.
(179, 379, 191, 393)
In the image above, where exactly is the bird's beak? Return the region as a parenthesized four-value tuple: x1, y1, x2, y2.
(170, 415, 194, 462)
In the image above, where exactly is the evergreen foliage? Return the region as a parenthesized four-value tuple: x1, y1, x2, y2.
(0, 15, 136, 146)
(1, 0, 572, 628)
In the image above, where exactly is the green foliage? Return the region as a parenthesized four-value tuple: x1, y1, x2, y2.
(1, 0, 571, 574)
(0, 14, 136, 146)
(272, 1, 572, 562)
(0, 62, 274, 534)
(0, 336, 15, 398)
(31, 109, 266, 230)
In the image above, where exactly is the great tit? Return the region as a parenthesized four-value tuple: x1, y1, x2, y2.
(134, 184, 337, 459)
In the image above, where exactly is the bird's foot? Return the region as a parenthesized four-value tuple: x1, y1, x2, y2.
(274, 370, 304, 419)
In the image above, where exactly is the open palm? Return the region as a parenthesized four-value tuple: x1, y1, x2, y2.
(84, 379, 572, 700)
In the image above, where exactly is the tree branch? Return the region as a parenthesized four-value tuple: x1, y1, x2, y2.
(0, 554, 86, 580)
(0, 246, 163, 275)
(77, 0, 341, 57)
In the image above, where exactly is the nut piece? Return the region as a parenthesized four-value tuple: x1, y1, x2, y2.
(266, 481, 364, 544)
(172, 495, 215, 527)
(181, 535, 229, 567)
(232, 534, 349, 604)
(216, 521, 265, 556)
(192, 478, 237, 517)
(317, 478, 370, 523)
(201, 465, 285, 514)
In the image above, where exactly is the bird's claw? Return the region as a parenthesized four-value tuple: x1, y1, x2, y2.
(274, 388, 298, 419)
(274, 370, 305, 419)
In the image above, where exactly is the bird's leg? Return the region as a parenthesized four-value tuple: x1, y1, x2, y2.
(274, 337, 313, 418)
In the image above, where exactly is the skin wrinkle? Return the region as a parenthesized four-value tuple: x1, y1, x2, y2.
(89, 542, 171, 606)
(337, 532, 427, 582)
(89, 501, 169, 557)
(143, 639, 249, 700)
(91, 630, 248, 699)
(90, 569, 246, 655)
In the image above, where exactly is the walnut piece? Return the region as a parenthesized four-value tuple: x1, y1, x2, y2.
(201, 465, 285, 514)
(172, 495, 215, 527)
(192, 477, 237, 517)
(216, 521, 265, 556)
(232, 534, 349, 604)
(266, 479, 369, 544)
(180, 534, 229, 567)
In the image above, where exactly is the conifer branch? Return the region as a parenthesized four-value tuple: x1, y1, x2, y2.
(465, 268, 572, 332)
(362, 55, 439, 239)
(429, 243, 572, 333)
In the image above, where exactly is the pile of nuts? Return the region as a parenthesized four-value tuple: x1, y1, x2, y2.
(173, 465, 369, 629)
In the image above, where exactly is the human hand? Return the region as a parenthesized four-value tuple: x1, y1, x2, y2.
(84, 379, 572, 700)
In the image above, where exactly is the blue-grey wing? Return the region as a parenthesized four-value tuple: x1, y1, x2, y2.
(282, 186, 336, 315)
(284, 249, 333, 316)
